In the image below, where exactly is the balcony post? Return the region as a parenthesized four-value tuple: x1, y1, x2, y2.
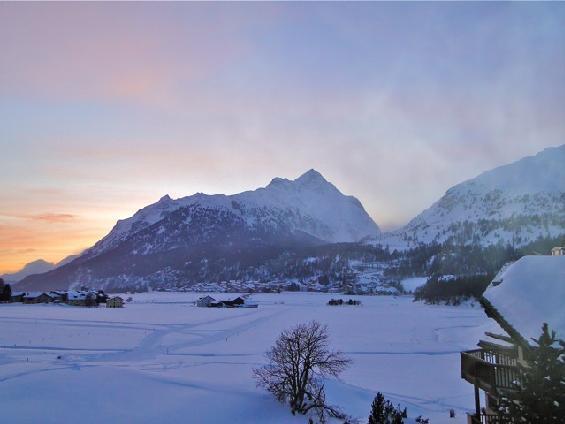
(474, 383, 481, 418)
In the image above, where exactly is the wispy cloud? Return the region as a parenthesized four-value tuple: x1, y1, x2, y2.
(0, 247, 37, 255)
(30, 213, 76, 223)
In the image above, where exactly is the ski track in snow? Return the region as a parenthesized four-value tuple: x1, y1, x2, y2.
(0, 293, 499, 423)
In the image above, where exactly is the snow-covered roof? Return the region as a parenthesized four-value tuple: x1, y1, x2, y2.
(484, 255, 565, 342)
(23, 291, 49, 298)
(67, 291, 87, 300)
(198, 296, 215, 301)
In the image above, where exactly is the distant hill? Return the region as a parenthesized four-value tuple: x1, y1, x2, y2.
(2, 260, 55, 284)
(3, 255, 80, 284)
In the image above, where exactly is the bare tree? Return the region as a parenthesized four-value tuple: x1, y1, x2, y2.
(254, 321, 351, 421)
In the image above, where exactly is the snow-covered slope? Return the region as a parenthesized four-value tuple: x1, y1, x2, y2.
(373, 145, 565, 249)
(0, 293, 500, 423)
(484, 255, 565, 341)
(18, 170, 379, 291)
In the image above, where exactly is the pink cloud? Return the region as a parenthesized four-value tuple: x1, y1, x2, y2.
(30, 213, 76, 223)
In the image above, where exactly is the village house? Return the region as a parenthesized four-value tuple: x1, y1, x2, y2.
(196, 295, 216, 307)
(219, 297, 245, 307)
(67, 291, 98, 307)
(460, 255, 565, 424)
(106, 296, 124, 308)
(49, 291, 66, 303)
(95, 290, 109, 304)
(551, 246, 564, 256)
(204, 296, 253, 308)
(23, 292, 54, 304)
(10, 292, 26, 302)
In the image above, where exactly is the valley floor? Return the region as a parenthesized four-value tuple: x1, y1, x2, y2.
(0, 293, 499, 423)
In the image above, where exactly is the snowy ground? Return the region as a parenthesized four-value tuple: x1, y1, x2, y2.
(0, 293, 498, 423)
(401, 277, 428, 293)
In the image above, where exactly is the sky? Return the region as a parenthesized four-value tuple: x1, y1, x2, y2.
(1, 2, 564, 273)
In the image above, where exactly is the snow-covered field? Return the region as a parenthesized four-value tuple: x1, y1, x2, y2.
(0, 293, 498, 423)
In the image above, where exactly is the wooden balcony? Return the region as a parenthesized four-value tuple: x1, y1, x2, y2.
(468, 413, 513, 424)
(461, 348, 519, 394)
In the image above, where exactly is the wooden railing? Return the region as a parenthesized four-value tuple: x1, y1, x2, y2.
(461, 349, 519, 393)
(468, 413, 513, 424)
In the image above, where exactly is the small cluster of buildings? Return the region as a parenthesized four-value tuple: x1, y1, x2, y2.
(186, 269, 388, 295)
(327, 298, 362, 306)
(8, 290, 124, 308)
(196, 295, 257, 308)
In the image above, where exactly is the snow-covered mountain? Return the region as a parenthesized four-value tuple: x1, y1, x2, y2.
(2, 255, 80, 284)
(373, 145, 565, 249)
(17, 170, 379, 291)
(88, 169, 379, 256)
(1, 259, 55, 283)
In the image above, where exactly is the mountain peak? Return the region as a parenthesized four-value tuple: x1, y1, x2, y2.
(27, 259, 52, 266)
(296, 169, 326, 183)
(267, 169, 330, 190)
(158, 194, 172, 203)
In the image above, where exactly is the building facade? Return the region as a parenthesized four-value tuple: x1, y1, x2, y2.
(106, 296, 124, 308)
(551, 246, 564, 256)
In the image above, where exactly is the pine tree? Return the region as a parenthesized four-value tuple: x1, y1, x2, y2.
(499, 323, 565, 423)
(368, 392, 406, 424)
(1, 283, 11, 302)
(368, 393, 386, 424)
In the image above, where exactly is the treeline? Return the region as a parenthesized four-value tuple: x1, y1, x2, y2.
(90, 233, 564, 292)
(385, 235, 564, 280)
(384, 243, 518, 278)
(253, 243, 395, 283)
(414, 274, 492, 305)
(444, 213, 563, 246)
(168, 242, 397, 288)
